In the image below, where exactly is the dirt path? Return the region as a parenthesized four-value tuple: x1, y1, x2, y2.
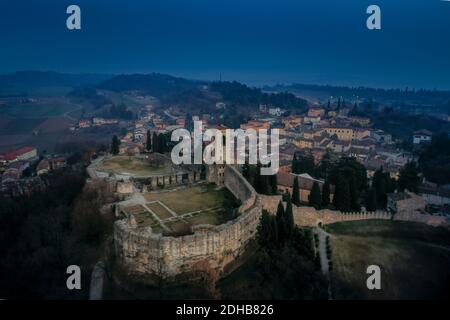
(316, 228, 330, 274)
(315, 227, 333, 299)
(89, 261, 105, 300)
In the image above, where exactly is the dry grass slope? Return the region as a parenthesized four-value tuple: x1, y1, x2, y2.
(326, 220, 450, 299)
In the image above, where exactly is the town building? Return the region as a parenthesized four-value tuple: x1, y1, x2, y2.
(307, 107, 326, 118)
(0, 147, 38, 164)
(277, 172, 334, 203)
(322, 127, 354, 141)
(36, 159, 50, 175)
(413, 129, 432, 144)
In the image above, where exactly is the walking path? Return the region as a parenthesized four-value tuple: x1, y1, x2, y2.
(316, 228, 330, 274)
(89, 261, 105, 300)
(142, 203, 171, 232)
(314, 227, 333, 299)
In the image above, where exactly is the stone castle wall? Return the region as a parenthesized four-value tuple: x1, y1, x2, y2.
(114, 165, 262, 282)
(261, 195, 450, 228)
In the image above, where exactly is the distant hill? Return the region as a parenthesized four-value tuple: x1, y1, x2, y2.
(266, 83, 450, 105)
(210, 81, 308, 110)
(0, 71, 112, 89)
(98, 73, 206, 98)
(98, 73, 308, 110)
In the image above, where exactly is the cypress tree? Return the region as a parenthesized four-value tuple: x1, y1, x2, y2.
(157, 133, 166, 153)
(349, 174, 361, 211)
(366, 187, 377, 212)
(111, 135, 120, 155)
(146, 130, 152, 152)
(254, 163, 262, 193)
(259, 171, 270, 195)
(309, 181, 322, 210)
(291, 177, 301, 207)
(257, 210, 272, 249)
(285, 195, 294, 237)
(270, 173, 278, 195)
(373, 168, 387, 209)
(322, 180, 331, 207)
(185, 113, 194, 132)
(152, 132, 159, 154)
(242, 163, 250, 178)
(270, 216, 279, 246)
(276, 200, 286, 245)
(292, 154, 300, 174)
(398, 161, 420, 193)
(335, 177, 351, 212)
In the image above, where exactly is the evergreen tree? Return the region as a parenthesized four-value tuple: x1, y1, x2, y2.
(398, 161, 421, 193)
(308, 181, 322, 210)
(254, 163, 263, 193)
(257, 210, 273, 249)
(146, 130, 152, 152)
(349, 174, 361, 211)
(294, 152, 315, 176)
(242, 163, 250, 178)
(284, 195, 294, 237)
(337, 97, 341, 110)
(152, 132, 159, 154)
(322, 180, 331, 207)
(366, 188, 377, 212)
(334, 176, 351, 212)
(270, 216, 279, 246)
(276, 200, 286, 245)
(185, 113, 194, 132)
(157, 133, 166, 153)
(373, 168, 387, 209)
(260, 174, 270, 195)
(317, 150, 335, 179)
(291, 177, 301, 207)
(292, 154, 300, 174)
(270, 173, 278, 195)
(282, 189, 290, 202)
(111, 135, 120, 155)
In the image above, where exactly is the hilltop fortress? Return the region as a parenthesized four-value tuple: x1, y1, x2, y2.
(87, 154, 262, 284)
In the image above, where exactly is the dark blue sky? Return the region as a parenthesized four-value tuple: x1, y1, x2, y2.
(1, 0, 449, 89)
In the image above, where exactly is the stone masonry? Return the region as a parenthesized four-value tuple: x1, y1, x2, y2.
(113, 165, 262, 282)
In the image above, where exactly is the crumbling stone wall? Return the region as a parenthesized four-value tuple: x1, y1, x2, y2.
(113, 165, 262, 282)
(117, 181, 133, 194)
(261, 195, 450, 228)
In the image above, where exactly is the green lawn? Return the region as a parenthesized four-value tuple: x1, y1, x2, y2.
(142, 185, 239, 236)
(326, 220, 450, 299)
(146, 202, 173, 220)
(99, 156, 174, 176)
(144, 184, 227, 215)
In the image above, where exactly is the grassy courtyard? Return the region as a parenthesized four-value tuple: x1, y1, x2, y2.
(144, 184, 229, 215)
(326, 220, 450, 299)
(123, 184, 240, 236)
(99, 156, 173, 176)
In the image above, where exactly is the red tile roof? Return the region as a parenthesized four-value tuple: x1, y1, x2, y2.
(0, 147, 36, 161)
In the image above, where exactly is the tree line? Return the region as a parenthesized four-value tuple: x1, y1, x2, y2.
(0, 169, 111, 298)
(249, 194, 328, 299)
(111, 130, 173, 155)
(289, 151, 421, 212)
(242, 163, 278, 195)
